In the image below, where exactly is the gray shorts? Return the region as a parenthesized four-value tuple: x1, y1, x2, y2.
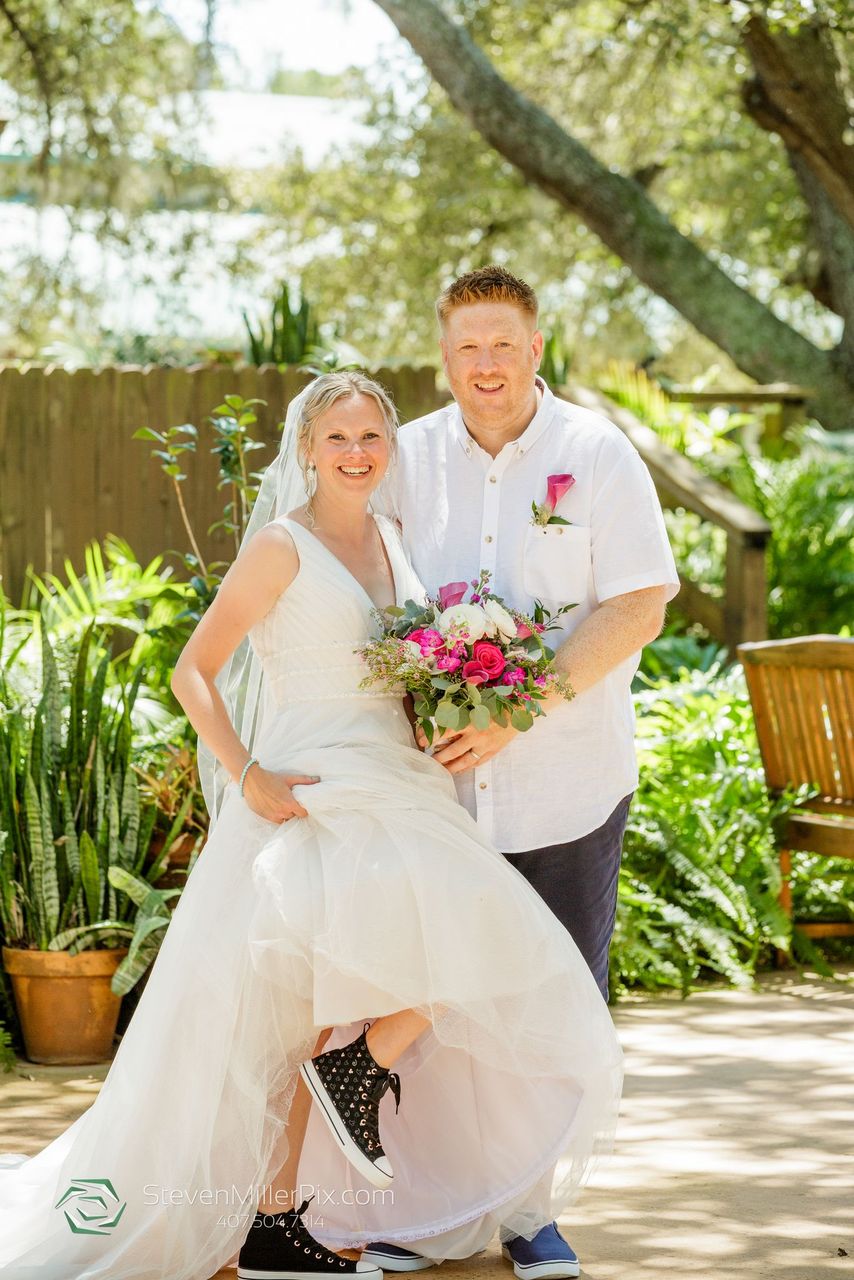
(502, 792, 633, 1001)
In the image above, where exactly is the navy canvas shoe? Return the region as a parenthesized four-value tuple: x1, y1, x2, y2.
(360, 1242, 437, 1272)
(502, 1222, 580, 1280)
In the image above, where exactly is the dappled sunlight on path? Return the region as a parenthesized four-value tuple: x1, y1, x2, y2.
(1, 969, 851, 1279)
(566, 969, 854, 1280)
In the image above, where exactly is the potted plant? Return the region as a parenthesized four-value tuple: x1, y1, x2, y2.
(0, 614, 172, 1064)
(135, 745, 206, 889)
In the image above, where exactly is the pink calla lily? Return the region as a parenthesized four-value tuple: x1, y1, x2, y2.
(438, 580, 469, 610)
(545, 473, 575, 512)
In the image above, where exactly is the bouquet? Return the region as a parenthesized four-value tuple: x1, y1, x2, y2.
(357, 571, 576, 744)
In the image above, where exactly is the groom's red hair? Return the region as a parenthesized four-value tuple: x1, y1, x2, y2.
(436, 266, 539, 326)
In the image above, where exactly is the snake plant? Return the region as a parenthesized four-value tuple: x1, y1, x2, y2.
(0, 607, 171, 957)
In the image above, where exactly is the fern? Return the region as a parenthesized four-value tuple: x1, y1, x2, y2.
(612, 665, 801, 997)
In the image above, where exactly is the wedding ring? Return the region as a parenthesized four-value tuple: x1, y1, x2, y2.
(470, 750, 481, 761)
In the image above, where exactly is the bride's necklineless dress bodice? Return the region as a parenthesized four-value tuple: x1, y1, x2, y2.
(286, 515, 400, 614)
(249, 513, 419, 712)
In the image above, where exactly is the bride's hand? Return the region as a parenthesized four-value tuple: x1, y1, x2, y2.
(241, 766, 320, 823)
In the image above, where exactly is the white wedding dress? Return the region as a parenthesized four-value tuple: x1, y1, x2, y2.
(0, 514, 622, 1280)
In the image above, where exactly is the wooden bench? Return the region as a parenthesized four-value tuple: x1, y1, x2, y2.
(737, 636, 854, 962)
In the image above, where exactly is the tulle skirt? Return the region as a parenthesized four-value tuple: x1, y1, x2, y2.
(0, 698, 622, 1279)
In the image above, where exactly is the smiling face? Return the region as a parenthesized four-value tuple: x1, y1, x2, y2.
(441, 301, 544, 443)
(306, 392, 391, 506)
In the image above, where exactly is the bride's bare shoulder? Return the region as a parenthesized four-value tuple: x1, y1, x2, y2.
(234, 520, 299, 590)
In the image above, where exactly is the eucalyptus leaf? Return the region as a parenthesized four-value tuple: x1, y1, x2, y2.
(435, 702, 461, 731)
(470, 705, 491, 731)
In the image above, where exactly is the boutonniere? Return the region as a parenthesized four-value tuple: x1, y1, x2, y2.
(531, 473, 575, 527)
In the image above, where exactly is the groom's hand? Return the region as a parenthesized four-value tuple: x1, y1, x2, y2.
(418, 721, 519, 773)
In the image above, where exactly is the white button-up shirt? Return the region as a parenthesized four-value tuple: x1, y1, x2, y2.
(389, 378, 680, 853)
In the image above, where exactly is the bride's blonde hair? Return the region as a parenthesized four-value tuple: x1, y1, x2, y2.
(295, 372, 399, 526)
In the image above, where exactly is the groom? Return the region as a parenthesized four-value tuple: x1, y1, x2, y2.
(365, 266, 679, 1279)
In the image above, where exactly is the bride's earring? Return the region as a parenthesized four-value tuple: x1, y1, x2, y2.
(304, 462, 318, 525)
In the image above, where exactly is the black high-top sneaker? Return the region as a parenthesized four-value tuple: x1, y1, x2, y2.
(300, 1023, 401, 1189)
(237, 1196, 382, 1280)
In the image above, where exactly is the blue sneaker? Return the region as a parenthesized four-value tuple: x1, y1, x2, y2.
(502, 1223, 580, 1279)
(360, 1243, 437, 1272)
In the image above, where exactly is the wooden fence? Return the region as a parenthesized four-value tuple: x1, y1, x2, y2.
(0, 363, 443, 600)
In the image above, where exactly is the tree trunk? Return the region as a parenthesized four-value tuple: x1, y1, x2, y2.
(372, 0, 854, 428)
(741, 16, 854, 237)
(741, 14, 854, 372)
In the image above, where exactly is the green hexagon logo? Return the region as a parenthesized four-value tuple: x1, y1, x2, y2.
(55, 1178, 127, 1235)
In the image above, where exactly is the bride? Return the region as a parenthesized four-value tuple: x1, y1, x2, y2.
(0, 372, 622, 1280)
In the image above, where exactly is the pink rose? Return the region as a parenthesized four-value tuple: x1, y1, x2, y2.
(461, 660, 489, 685)
(471, 640, 506, 679)
(545, 473, 575, 514)
(438, 580, 468, 610)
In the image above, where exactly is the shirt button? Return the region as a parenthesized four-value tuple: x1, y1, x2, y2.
(479, 781, 488, 790)
(484, 534, 493, 543)
(557, 527, 564, 535)
(488, 475, 497, 484)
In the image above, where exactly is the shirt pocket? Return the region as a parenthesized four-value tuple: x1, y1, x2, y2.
(523, 523, 591, 605)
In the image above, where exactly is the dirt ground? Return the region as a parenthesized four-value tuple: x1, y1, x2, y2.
(2, 968, 851, 1280)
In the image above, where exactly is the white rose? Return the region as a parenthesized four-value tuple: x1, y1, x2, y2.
(436, 603, 491, 641)
(483, 597, 517, 642)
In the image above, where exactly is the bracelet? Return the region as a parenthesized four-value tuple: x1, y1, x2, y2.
(239, 757, 258, 796)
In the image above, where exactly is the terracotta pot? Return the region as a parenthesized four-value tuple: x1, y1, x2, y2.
(2, 946, 128, 1065)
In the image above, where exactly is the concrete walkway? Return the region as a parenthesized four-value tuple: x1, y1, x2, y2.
(2, 969, 852, 1279)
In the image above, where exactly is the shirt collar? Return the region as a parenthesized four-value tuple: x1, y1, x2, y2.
(450, 376, 558, 460)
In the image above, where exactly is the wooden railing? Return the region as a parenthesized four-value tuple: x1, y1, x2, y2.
(669, 383, 810, 446)
(565, 384, 771, 648)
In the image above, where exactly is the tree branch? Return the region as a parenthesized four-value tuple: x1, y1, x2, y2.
(372, 0, 854, 426)
(741, 15, 854, 235)
(0, 0, 54, 169)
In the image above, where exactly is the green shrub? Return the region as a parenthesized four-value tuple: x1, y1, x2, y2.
(0, 615, 165, 953)
(598, 363, 854, 641)
(612, 664, 801, 997)
(243, 284, 320, 366)
(24, 536, 194, 702)
(719, 427, 854, 639)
